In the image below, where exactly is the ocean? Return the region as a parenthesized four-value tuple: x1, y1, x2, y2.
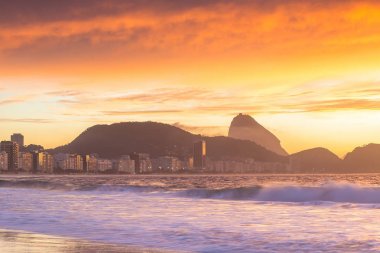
(1, 174, 380, 252)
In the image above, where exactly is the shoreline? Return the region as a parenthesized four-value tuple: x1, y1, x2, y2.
(0, 228, 181, 253)
(1, 172, 380, 177)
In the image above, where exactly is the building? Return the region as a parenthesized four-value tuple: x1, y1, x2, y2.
(11, 133, 24, 147)
(187, 157, 194, 170)
(54, 153, 83, 172)
(140, 159, 152, 173)
(114, 155, 135, 174)
(152, 156, 183, 172)
(130, 153, 152, 173)
(0, 151, 8, 171)
(33, 152, 54, 173)
(81, 155, 90, 173)
(97, 158, 113, 172)
(205, 157, 290, 174)
(87, 155, 98, 173)
(0, 141, 19, 171)
(18, 152, 33, 172)
(193, 140, 206, 169)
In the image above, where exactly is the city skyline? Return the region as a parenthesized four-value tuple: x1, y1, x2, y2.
(2, 1, 380, 156)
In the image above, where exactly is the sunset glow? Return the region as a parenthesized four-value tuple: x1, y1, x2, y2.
(1, 0, 380, 156)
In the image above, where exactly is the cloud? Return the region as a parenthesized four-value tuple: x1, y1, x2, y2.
(3, 0, 380, 67)
(3, 26, 154, 62)
(0, 96, 30, 106)
(102, 110, 183, 116)
(0, 98, 23, 106)
(0, 118, 54, 123)
(50, 86, 246, 107)
(294, 99, 380, 112)
(1, 0, 374, 28)
(0, 0, 228, 27)
(109, 87, 234, 103)
(47, 83, 380, 119)
(271, 81, 380, 113)
(45, 90, 84, 97)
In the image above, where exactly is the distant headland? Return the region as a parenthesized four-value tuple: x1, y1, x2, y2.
(1, 114, 380, 174)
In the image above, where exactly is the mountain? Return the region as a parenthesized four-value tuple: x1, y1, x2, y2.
(228, 113, 288, 156)
(289, 147, 342, 172)
(52, 121, 287, 163)
(343, 144, 380, 172)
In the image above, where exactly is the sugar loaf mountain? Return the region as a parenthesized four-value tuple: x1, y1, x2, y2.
(50, 114, 380, 173)
(228, 113, 287, 156)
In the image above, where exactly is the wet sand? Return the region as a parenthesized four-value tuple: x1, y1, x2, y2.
(0, 229, 180, 253)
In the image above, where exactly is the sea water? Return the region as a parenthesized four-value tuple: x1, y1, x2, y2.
(1, 174, 380, 252)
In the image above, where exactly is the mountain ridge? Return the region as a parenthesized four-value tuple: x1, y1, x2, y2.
(343, 143, 380, 172)
(289, 147, 342, 172)
(50, 120, 380, 172)
(52, 121, 288, 163)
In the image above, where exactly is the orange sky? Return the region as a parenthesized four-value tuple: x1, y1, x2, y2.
(1, 0, 380, 157)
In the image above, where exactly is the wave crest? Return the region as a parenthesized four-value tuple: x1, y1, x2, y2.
(181, 184, 380, 204)
(0, 179, 70, 190)
(0, 179, 161, 193)
(2, 178, 380, 204)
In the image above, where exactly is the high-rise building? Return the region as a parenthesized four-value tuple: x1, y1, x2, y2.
(114, 155, 135, 174)
(33, 152, 54, 173)
(0, 151, 8, 171)
(152, 156, 182, 172)
(53, 153, 83, 171)
(97, 158, 113, 172)
(81, 155, 90, 173)
(18, 152, 33, 172)
(87, 155, 98, 173)
(0, 141, 19, 171)
(11, 133, 24, 147)
(193, 140, 206, 169)
(130, 153, 152, 173)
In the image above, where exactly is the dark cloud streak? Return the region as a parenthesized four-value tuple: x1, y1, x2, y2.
(102, 110, 183, 115)
(0, 118, 54, 123)
(0, 0, 367, 27)
(0, 0, 225, 27)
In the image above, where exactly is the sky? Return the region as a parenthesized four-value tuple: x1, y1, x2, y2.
(1, 0, 380, 157)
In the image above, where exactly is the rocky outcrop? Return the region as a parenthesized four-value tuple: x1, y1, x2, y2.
(343, 143, 380, 172)
(290, 147, 342, 172)
(228, 113, 288, 156)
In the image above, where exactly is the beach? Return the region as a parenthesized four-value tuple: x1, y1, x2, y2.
(1, 174, 380, 252)
(0, 229, 178, 253)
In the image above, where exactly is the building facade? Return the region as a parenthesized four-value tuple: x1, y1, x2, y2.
(130, 153, 152, 173)
(193, 140, 206, 169)
(18, 152, 33, 172)
(33, 152, 54, 173)
(152, 156, 183, 172)
(87, 155, 98, 173)
(114, 155, 135, 174)
(81, 155, 90, 172)
(54, 153, 83, 172)
(0, 151, 8, 171)
(0, 141, 19, 171)
(11, 133, 24, 147)
(97, 158, 113, 172)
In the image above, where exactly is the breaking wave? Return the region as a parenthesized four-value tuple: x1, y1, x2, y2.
(2, 178, 380, 204)
(0, 179, 161, 193)
(180, 184, 380, 204)
(0, 179, 70, 190)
